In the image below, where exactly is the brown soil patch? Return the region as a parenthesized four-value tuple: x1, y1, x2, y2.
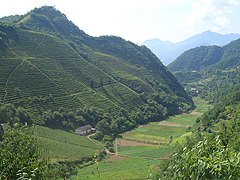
(190, 111, 202, 115)
(160, 154, 171, 160)
(107, 155, 128, 162)
(157, 121, 187, 127)
(116, 139, 157, 147)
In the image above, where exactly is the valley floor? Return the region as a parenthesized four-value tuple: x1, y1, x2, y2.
(73, 97, 210, 179)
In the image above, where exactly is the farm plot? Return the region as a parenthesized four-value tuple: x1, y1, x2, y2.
(118, 97, 211, 159)
(33, 126, 103, 162)
(74, 97, 210, 179)
(122, 124, 186, 144)
(73, 156, 157, 180)
(118, 145, 175, 159)
(158, 113, 198, 127)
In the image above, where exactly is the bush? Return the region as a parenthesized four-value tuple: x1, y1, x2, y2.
(0, 125, 47, 179)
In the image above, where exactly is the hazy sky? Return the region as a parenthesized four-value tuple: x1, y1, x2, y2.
(0, 0, 239, 43)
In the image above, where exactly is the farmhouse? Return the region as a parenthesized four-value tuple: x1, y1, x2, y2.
(75, 124, 95, 136)
(0, 123, 7, 135)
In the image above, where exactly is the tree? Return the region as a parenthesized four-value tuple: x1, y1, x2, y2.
(0, 103, 16, 126)
(0, 125, 47, 179)
(160, 135, 240, 179)
(90, 80, 95, 88)
(16, 106, 32, 125)
(100, 78, 103, 86)
(0, 104, 32, 126)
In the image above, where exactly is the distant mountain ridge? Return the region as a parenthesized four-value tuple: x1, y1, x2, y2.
(142, 31, 240, 65)
(168, 45, 224, 72)
(168, 38, 240, 72)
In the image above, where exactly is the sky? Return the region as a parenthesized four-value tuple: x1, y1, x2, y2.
(0, 0, 239, 44)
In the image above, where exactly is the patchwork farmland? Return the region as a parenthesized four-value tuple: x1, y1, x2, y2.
(75, 97, 210, 179)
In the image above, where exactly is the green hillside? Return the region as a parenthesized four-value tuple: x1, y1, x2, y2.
(0, 25, 122, 111)
(33, 125, 103, 162)
(168, 39, 240, 102)
(0, 6, 193, 132)
(168, 45, 224, 72)
(168, 38, 240, 72)
(217, 38, 240, 69)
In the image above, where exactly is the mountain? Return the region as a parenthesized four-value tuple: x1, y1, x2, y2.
(0, 6, 193, 130)
(168, 38, 240, 102)
(142, 30, 240, 65)
(168, 38, 240, 72)
(168, 45, 224, 72)
(142, 39, 173, 64)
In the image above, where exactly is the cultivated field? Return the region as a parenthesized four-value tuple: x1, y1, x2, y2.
(33, 126, 103, 162)
(72, 156, 157, 180)
(76, 97, 210, 179)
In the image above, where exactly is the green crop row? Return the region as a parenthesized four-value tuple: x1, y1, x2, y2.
(118, 145, 176, 159)
(73, 157, 158, 180)
(0, 28, 147, 114)
(33, 126, 103, 161)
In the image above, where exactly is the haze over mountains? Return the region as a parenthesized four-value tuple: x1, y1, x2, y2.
(143, 30, 240, 65)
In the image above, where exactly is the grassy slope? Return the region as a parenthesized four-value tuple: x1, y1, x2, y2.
(33, 126, 103, 162)
(85, 45, 157, 96)
(72, 157, 157, 180)
(118, 145, 174, 159)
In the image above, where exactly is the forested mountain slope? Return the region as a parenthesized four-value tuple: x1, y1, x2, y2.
(0, 6, 193, 132)
(168, 45, 224, 72)
(168, 38, 240, 102)
(168, 38, 240, 72)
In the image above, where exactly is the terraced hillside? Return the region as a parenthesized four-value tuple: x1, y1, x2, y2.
(0, 26, 122, 111)
(0, 6, 193, 129)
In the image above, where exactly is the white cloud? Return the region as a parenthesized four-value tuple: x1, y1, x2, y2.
(183, 0, 238, 32)
(0, 0, 239, 43)
(212, 17, 230, 31)
(215, 17, 230, 27)
(52, 0, 183, 43)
